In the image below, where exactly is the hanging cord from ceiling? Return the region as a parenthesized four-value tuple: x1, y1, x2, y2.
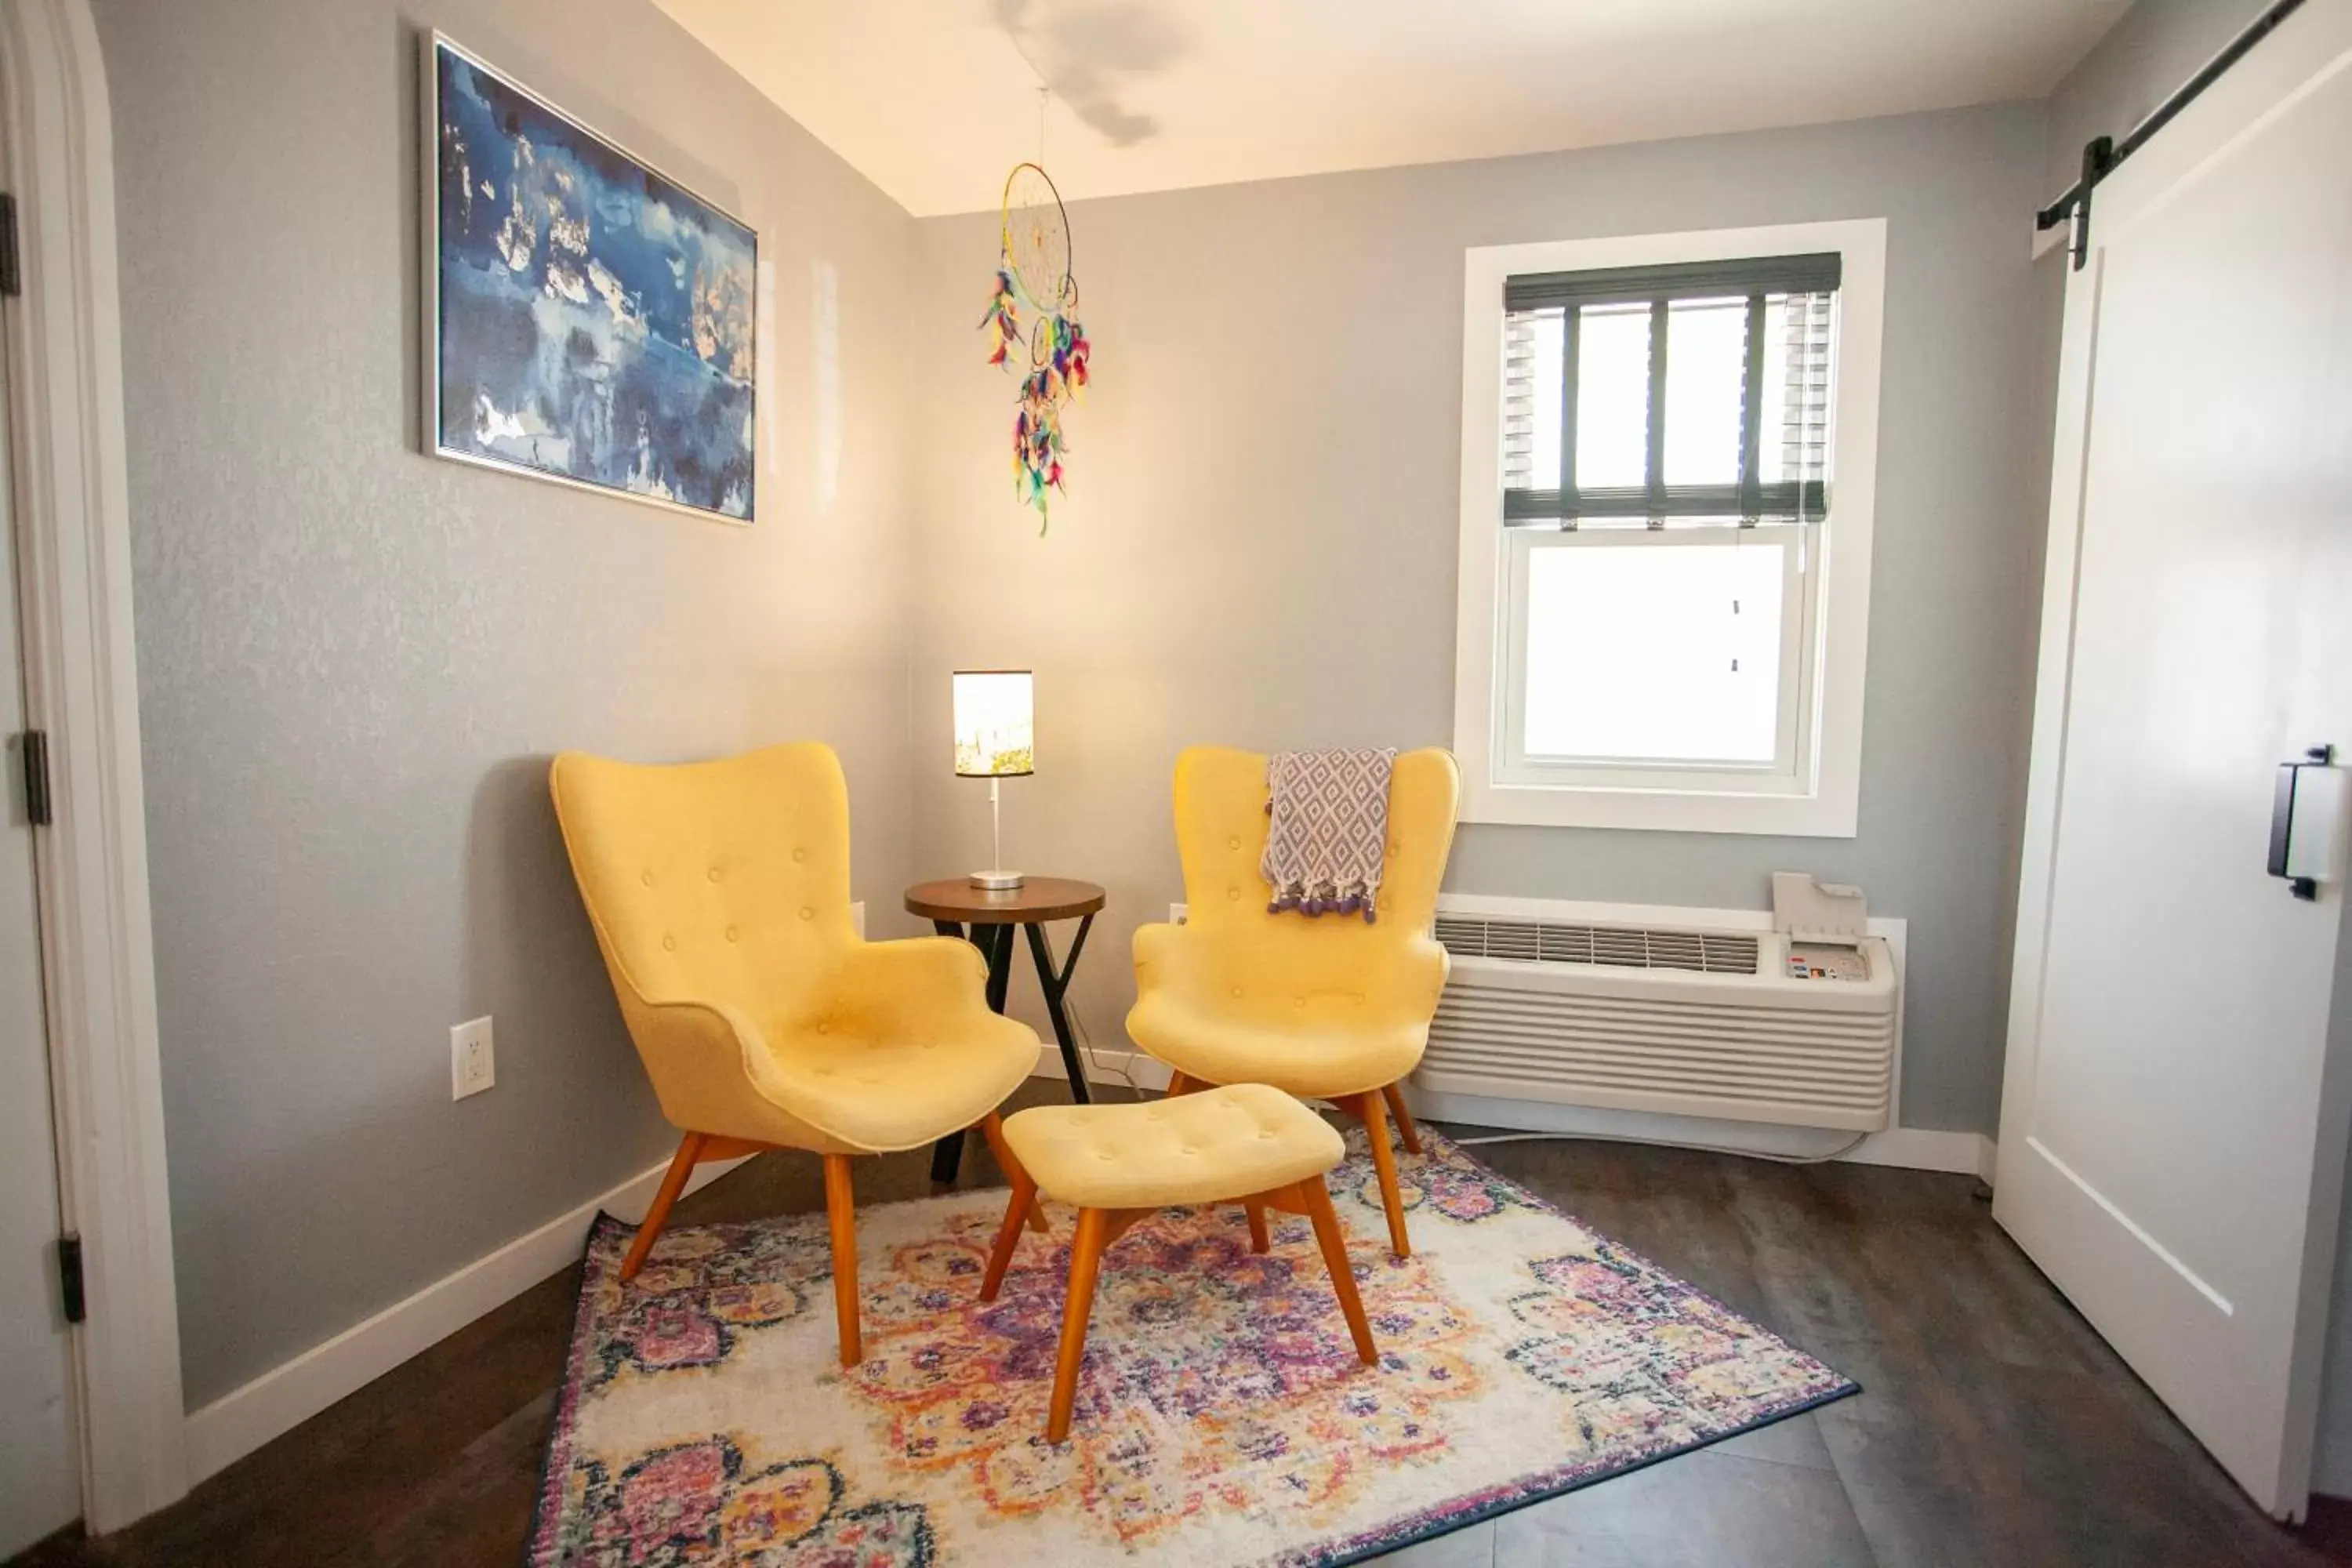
(1000, 16, 1054, 166)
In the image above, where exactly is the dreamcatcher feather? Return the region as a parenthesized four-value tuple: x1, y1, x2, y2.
(984, 162, 1087, 534)
(981, 270, 1020, 368)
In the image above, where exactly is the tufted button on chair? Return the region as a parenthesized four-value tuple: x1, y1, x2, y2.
(1127, 745, 1461, 1257)
(550, 742, 1042, 1365)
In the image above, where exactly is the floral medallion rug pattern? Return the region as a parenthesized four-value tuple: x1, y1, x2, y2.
(527, 1129, 1855, 1566)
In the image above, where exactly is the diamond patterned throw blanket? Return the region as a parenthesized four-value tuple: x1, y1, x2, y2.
(1262, 747, 1396, 923)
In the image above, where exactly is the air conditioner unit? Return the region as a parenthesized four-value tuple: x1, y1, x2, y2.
(1417, 898, 1898, 1134)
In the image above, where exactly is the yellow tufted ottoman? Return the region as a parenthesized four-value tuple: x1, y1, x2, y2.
(980, 1082, 1378, 1441)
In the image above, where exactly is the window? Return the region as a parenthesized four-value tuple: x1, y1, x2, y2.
(1454, 223, 1886, 836)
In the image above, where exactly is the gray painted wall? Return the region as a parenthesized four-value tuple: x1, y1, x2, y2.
(2042, 0, 2352, 1501)
(909, 103, 2051, 1138)
(93, 0, 921, 1407)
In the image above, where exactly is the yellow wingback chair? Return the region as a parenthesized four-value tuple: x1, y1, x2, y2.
(550, 742, 1040, 1365)
(1127, 746, 1461, 1258)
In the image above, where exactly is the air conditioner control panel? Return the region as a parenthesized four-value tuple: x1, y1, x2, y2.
(1786, 942, 1871, 982)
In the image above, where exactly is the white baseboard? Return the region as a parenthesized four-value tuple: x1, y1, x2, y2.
(181, 1149, 749, 1485)
(1406, 1083, 1993, 1178)
(1838, 1126, 1996, 1179)
(1033, 1040, 1172, 1092)
(1033, 1049, 1992, 1180)
(183, 903, 875, 1484)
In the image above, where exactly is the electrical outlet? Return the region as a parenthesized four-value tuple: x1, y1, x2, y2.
(451, 1016, 495, 1100)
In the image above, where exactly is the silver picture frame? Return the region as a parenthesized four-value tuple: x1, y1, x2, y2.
(419, 31, 760, 525)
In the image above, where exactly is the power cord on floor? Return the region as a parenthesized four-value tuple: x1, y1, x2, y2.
(1451, 1127, 1871, 1166)
(1063, 993, 1143, 1099)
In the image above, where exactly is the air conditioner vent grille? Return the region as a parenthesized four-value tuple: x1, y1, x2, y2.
(1435, 916, 1759, 975)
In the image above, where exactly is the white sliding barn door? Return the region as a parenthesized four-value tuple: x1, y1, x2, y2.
(1996, 0, 2352, 1521)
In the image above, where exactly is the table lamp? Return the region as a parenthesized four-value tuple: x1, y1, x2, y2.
(953, 670, 1033, 889)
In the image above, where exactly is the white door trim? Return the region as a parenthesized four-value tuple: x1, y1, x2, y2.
(0, 0, 187, 1530)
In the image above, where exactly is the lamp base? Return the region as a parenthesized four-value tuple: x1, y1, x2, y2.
(968, 869, 1025, 891)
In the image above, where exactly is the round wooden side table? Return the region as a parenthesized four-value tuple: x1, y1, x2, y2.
(905, 876, 1107, 1182)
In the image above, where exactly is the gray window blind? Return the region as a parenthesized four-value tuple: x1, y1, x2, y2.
(1501, 253, 1838, 527)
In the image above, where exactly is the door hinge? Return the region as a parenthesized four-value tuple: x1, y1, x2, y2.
(0, 192, 20, 297)
(21, 730, 50, 826)
(58, 1233, 85, 1324)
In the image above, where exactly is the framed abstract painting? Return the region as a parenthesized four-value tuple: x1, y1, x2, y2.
(422, 34, 758, 523)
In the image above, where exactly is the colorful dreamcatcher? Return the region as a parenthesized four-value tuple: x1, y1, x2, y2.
(982, 160, 1089, 532)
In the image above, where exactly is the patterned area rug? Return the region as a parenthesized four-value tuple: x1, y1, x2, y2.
(527, 1129, 1855, 1566)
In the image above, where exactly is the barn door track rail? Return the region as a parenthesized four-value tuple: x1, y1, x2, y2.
(2038, 0, 2306, 268)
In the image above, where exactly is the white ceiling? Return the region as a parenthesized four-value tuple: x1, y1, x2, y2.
(654, 0, 2126, 218)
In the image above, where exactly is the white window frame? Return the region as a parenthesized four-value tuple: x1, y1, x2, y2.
(1501, 526, 1814, 789)
(1453, 219, 1886, 837)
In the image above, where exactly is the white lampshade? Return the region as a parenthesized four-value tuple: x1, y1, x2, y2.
(952, 670, 1034, 778)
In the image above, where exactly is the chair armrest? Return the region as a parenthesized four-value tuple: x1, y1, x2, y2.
(829, 935, 996, 1029)
(1133, 919, 1217, 996)
(1369, 935, 1452, 1021)
(631, 993, 764, 1055)
(624, 993, 810, 1130)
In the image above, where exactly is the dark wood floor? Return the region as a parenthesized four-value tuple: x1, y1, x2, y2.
(17, 1079, 2352, 1567)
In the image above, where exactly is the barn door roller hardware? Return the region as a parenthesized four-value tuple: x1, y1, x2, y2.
(2036, 0, 2305, 269)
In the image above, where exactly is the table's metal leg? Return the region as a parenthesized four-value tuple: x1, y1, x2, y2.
(981, 923, 1016, 1013)
(1025, 915, 1095, 1104)
(932, 919, 1020, 1182)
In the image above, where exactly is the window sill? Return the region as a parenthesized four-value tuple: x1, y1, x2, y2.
(1460, 775, 1858, 837)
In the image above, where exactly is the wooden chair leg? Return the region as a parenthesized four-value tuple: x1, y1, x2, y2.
(620, 1132, 704, 1283)
(1381, 1082, 1424, 1155)
(1164, 1069, 1195, 1098)
(981, 1168, 1038, 1302)
(822, 1154, 862, 1367)
(1298, 1177, 1378, 1367)
(1353, 1091, 1412, 1258)
(1244, 1200, 1271, 1254)
(1048, 1207, 1113, 1443)
(979, 1110, 1049, 1234)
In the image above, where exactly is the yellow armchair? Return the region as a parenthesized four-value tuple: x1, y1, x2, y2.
(550, 742, 1040, 1364)
(1127, 745, 1461, 1257)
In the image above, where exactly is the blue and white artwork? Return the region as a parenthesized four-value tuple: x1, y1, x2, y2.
(430, 38, 757, 521)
